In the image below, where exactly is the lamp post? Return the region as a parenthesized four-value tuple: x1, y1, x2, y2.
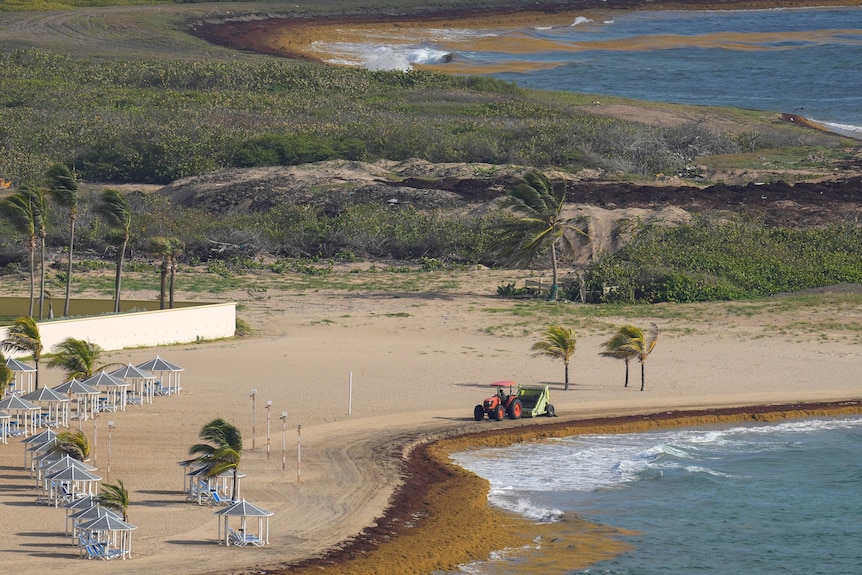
(250, 389, 257, 451)
(92, 412, 98, 468)
(280, 412, 288, 472)
(107, 420, 114, 482)
(265, 400, 272, 460)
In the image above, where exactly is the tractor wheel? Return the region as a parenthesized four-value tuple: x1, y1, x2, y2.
(507, 399, 523, 419)
(493, 405, 505, 421)
(474, 405, 485, 421)
(546, 404, 556, 417)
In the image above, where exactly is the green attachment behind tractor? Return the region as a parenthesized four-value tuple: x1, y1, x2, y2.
(516, 384, 555, 418)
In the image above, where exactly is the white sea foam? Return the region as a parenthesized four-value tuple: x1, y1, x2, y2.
(311, 41, 452, 71)
(571, 16, 593, 27)
(816, 120, 862, 138)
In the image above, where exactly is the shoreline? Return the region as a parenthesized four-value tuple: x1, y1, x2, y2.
(190, 0, 862, 65)
(273, 400, 862, 575)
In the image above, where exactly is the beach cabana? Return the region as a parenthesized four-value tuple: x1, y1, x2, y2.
(53, 378, 100, 424)
(78, 513, 136, 560)
(63, 494, 100, 536)
(5, 357, 36, 396)
(43, 464, 101, 507)
(186, 466, 245, 505)
(0, 410, 10, 443)
(81, 371, 129, 412)
(110, 364, 157, 405)
(22, 387, 70, 428)
(137, 356, 183, 395)
(22, 428, 57, 468)
(38, 454, 97, 488)
(69, 503, 121, 540)
(0, 394, 41, 437)
(214, 499, 273, 547)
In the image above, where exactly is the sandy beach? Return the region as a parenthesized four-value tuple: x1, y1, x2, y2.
(1, 268, 861, 574)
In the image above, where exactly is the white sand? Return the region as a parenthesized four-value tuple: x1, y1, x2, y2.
(1, 269, 860, 574)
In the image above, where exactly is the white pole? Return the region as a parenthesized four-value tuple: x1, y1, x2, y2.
(265, 401, 272, 460)
(348, 371, 352, 416)
(280, 412, 287, 472)
(296, 424, 301, 484)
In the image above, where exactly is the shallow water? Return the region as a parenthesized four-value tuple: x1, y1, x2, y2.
(313, 7, 862, 135)
(451, 417, 862, 574)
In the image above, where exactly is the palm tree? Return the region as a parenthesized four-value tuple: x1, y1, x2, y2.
(51, 430, 90, 461)
(599, 330, 640, 388)
(2, 316, 43, 389)
(0, 351, 12, 400)
(0, 188, 39, 316)
(95, 188, 131, 313)
(530, 325, 577, 391)
(612, 323, 659, 391)
(188, 417, 243, 502)
(46, 163, 79, 317)
(26, 186, 50, 320)
(47, 337, 108, 380)
(149, 236, 184, 309)
(100, 479, 130, 521)
(497, 172, 589, 301)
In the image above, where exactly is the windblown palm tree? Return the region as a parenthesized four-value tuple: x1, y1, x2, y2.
(188, 418, 243, 502)
(47, 337, 110, 380)
(530, 325, 577, 390)
(0, 351, 12, 400)
(599, 330, 640, 388)
(2, 316, 43, 389)
(149, 236, 184, 309)
(0, 188, 39, 316)
(51, 430, 90, 461)
(95, 188, 131, 313)
(46, 164, 79, 317)
(497, 172, 589, 301)
(100, 479, 130, 521)
(613, 323, 659, 391)
(27, 186, 50, 320)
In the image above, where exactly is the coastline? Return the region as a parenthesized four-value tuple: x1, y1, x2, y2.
(1, 269, 861, 575)
(190, 0, 862, 65)
(277, 401, 862, 575)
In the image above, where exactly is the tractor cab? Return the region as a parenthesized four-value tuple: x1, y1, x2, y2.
(474, 381, 523, 421)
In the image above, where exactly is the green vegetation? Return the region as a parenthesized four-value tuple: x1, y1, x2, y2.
(0, 48, 841, 187)
(579, 216, 862, 303)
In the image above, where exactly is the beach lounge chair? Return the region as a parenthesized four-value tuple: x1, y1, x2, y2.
(229, 527, 264, 547)
(208, 490, 226, 505)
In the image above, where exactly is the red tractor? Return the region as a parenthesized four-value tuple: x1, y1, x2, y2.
(474, 381, 523, 421)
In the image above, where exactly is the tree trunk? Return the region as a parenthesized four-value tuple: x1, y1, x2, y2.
(624, 359, 630, 388)
(640, 361, 646, 391)
(64, 216, 75, 316)
(159, 256, 168, 310)
(114, 238, 127, 313)
(28, 237, 35, 317)
(169, 258, 176, 309)
(564, 359, 569, 391)
(549, 241, 559, 301)
(38, 233, 46, 320)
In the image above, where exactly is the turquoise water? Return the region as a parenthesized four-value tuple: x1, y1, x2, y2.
(484, 7, 862, 136)
(451, 417, 862, 574)
(327, 7, 862, 136)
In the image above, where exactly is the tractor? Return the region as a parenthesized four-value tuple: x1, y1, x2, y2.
(474, 381, 522, 421)
(473, 381, 556, 421)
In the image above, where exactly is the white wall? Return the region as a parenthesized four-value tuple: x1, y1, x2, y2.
(1, 303, 236, 357)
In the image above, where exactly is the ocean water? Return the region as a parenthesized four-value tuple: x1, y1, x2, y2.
(315, 7, 862, 136)
(450, 417, 862, 574)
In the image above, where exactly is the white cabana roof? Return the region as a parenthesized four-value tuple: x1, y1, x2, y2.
(53, 378, 100, 396)
(46, 465, 101, 482)
(79, 514, 136, 531)
(137, 356, 183, 372)
(22, 386, 71, 403)
(81, 371, 130, 389)
(110, 364, 156, 380)
(23, 427, 57, 445)
(0, 395, 41, 411)
(6, 357, 36, 372)
(71, 504, 122, 522)
(214, 499, 273, 518)
(0, 410, 10, 419)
